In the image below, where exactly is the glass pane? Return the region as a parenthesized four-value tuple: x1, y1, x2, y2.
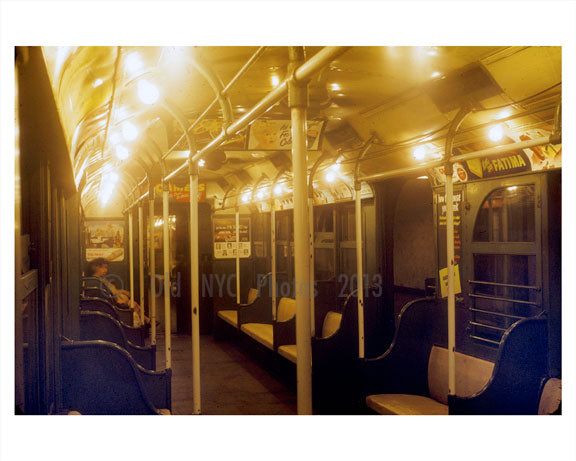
(339, 207, 355, 241)
(315, 207, 334, 233)
(276, 213, 291, 241)
(473, 185, 535, 242)
(473, 201, 490, 242)
(315, 248, 335, 281)
(340, 248, 356, 278)
(472, 253, 539, 339)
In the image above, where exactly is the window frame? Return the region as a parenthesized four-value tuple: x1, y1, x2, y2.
(462, 174, 543, 347)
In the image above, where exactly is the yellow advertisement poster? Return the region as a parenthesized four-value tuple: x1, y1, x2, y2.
(85, 220, 125, 262)
(439, 265, 462, 298)
(247, 119, 325, 151)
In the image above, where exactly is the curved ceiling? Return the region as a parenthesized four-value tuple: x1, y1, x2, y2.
(41, 46, 561, 216)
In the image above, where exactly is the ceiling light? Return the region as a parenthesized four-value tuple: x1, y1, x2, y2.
(99, 171, 119, 205)
(115, 106, 129, 121)
(115, 144, 130, 160)
(330, 83, 341, 91)
(256, 190, 265, 200)
(198, 159, 205, 167)
(497, 108, 512, 120)
(413, 145, 428, 160)
(430, 71, 442, 79)
(330, 163, 341, 173)
(271, 75, 280, 87)
(122, 121, 138, 141)
(138, 79, 159, 105)
(489, 124, 504, 142)
(92, 78, 104, 88)
(417, 175, 428, 180)
(109, 131, 121, 145)
(325, 171, 336, 183)
(274, 184, 283, 196)
(241, 192, 251, 203)
(125, 52, 144, 76)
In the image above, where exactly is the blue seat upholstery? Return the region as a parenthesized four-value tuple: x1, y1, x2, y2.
(80, 297, 145, 345)
(449, 317, 549, 415)
(61, 339, 171, 415)
(79, 311, 155, 370)
(311, 287, 392, 414)
(362, 298, 448, 398)
(80, 296, 135, 327)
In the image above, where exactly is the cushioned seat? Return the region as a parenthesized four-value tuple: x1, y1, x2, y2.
(276, 298, 296, 322)
(218, 310, 238, 327)
(538, 378, 561, 415)
(321, 311, 342, 338)
(277, 310, 342, 364)
(428, 347, 494, 405)
(366, 394, 449, 415)
(246, 288, 259, 305)
(240, 323, 274, 349)
(367, 346, 494, 415)
(277, 344, 297, 363)
(61, 339, 171, 415)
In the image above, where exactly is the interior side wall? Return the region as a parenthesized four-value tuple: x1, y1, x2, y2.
(393, 178, 435, 291)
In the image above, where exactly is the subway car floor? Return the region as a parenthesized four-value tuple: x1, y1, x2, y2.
(148, 289, 419, 415)
(155, 332, 297, 415)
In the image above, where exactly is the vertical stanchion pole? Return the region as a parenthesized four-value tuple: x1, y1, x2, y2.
(138, 204, 145, 325)
(308, 195, 315, 337)
(289, 46, 312, 415)
(189, 160, 201, 414)
(445, 167, 456, 396)
(355, 183, 365, 358)
(162, 180, 172, 369)
(352, 137, 376, 358)
(270, 202, 277, 319)
(235, 208, 241, 304)
(443, 106, 468, 398)
(149, 194, 157, 346)
(128, 209, 135, 318)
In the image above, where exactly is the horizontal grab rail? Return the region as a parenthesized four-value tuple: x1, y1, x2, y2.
(469, 293, 540, 306)
(469, 307, 527, 320)
(469, 335, 501, 346)
(468, 280, 540, 290)
(469, 321, 508, 332)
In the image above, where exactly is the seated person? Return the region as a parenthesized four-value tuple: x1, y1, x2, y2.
(87, 258, 150, 327)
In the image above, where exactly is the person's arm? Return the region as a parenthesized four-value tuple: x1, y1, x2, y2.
(109, 282, 130, 297)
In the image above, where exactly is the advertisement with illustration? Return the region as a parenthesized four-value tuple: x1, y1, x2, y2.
(170, 118, 246, 151)
(213, 217, 251, 259)
(85, 220, 125, 262)
(247, 119, 326, 151)
(429, 128, 561, 186)
(154, 181, 206, 202)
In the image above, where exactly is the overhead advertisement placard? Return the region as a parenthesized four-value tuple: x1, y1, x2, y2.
(247, 119, 326, 151)
(213, 217, 251, 259)
(429, 128, 561, 186)
(154, 182, 206, 202)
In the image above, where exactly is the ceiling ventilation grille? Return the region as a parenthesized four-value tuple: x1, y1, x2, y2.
(424, 63, 503, 113)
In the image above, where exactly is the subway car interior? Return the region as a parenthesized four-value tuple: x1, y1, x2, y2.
(6, 7, 574, 456)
